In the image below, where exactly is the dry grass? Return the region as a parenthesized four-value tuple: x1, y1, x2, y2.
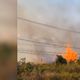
(17, 62, 80, 80)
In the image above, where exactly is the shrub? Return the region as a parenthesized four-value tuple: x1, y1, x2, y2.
(56, 55, 67, 64)
(25, 63, 34, 72)
(17, 58, 80, 80)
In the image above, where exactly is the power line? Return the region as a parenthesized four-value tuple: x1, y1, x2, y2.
(18, 50, 59, 55)
(18, 49, 60, 54)
(18, 50, 80, 56)
(18, 38, 80, 49)
(18, 17, 70, 44)
(18, 17, 80, 34)
(18, 38, 65, 47)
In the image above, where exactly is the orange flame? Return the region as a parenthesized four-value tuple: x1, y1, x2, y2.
(63, 44, 78, 62)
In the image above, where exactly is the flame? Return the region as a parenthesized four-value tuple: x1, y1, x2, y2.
(63, 44, 78, 62)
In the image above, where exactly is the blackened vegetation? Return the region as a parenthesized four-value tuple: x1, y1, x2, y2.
(56, 55, 67, 64)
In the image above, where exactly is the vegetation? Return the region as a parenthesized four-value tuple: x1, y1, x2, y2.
(0, 42, 16, 80)
(56, 55, 67, 64)
(17, 56, 80, 80)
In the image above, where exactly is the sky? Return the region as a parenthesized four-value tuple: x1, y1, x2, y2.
(18, 0, 80, 30)
(18, 0, 80, 63)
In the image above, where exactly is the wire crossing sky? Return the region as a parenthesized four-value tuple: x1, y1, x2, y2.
(18, 0, 80, 62)
(18, 17, 80, 34)
(18, 0, 80, 31)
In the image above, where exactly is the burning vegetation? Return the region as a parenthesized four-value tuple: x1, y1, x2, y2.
(56, 44, 78, 64)
(63, 44, 78, 63)
(17, 44, 80, 80)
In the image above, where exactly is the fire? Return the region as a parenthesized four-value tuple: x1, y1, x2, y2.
(63, 44, 78, 62)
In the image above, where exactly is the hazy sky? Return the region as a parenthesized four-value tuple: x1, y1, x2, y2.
(18, 0, 80, 62)
(18, 0, 80, 30)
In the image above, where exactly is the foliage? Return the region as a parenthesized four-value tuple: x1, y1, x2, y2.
(77, 57, 80, 64)
(0, 43, 15, 60)
(56, 55, 67, 64)
(17, 58, 80, 80)
(0, 43, 16, 67)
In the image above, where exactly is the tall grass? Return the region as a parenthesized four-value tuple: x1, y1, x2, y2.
(17, 61, 80, 80)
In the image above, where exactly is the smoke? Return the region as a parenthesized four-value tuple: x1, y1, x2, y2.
(18, 0, 80, 28)
(18, 0, 80, 62)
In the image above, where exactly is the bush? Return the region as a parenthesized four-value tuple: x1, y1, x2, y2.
(17, 58, 80, 80)
(77, 58, 80, 64)
(25, 63, 34, 72)
(56, 55, 67, 64)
